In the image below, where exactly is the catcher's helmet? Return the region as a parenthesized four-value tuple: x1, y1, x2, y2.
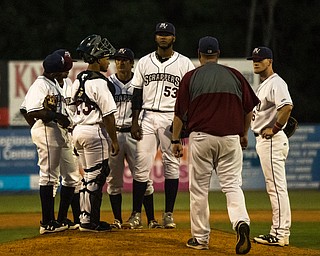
(77, 34, 116, 64)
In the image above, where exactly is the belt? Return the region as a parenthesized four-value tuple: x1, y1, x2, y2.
(254, 133, 259, 137)
(116, 126, 131, 133)
(144, 109, 174, 113)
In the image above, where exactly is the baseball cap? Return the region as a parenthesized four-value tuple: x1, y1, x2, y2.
(155, 22, 175, 36)
(247, 47, 273, 61)
(198, 36, 219, 55)
(53, 49, 76, 71)
(43, 51, 73, 73)
(114, 48, 134, 61)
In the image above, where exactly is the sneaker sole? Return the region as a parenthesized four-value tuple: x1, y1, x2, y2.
(39, 226, 68, 235)
(164, 224, 176, 229)
(79, 227, 111, 232)
(253, 237, 285, 247)
(186, 243, 209, 250)
(68, 224, 80, 230)
(121, 224, 143, 229)
(236, 223, 251, 254)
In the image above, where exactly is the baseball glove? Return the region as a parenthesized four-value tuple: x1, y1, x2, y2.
(283, 116, 298, 138)
(43, 95, 57, 112)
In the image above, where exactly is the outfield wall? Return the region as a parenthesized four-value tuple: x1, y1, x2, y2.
(0, 125, 319, 192)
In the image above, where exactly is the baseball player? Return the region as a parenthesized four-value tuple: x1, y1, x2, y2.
(106, 48, 162, 229)
(71, 34, 119, 232)
(248, 47, 293, 246)
(21, 51, 80, 234)
(172, 36, 259, 254)
(125, 22, 195, 229)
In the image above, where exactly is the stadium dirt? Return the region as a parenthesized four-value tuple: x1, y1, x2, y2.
(0, 210, 319, 256)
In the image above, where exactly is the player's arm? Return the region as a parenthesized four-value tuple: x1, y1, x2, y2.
(171, 115, 183, 158)
(20, 108, 36, 127)
(261, 104, 293, 139)
(240, 111, 253, 149)
(131, 88, 143, 140)
(102, 113, 119, 156)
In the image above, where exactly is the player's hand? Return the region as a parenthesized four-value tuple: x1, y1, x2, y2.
(240, 135, 248, 150)
(131, 123, 142, 141)
(172, 143, 183, 158)
(261, 127, 275, 140)
(111, 142, 119, 156)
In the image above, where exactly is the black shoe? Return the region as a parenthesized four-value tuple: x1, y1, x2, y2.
(79, 221, 112, 232)
(186, 238, 209, 250)
(236, 221, 251, 254)
(61, 218, 80, 230)
(39, 220, 68, 235)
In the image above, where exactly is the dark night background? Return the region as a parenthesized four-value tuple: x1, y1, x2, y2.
(0, 0, 319, 123)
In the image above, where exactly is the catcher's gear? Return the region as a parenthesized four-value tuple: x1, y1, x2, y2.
(43, 95, 57, 112)
(283, 116, 298, 138)
(76, 34, 116, 64)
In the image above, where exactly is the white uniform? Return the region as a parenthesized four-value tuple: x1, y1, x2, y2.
(106, 74, 154, 196)
(131, 51, 194, 182)
(251, 73, 292, 240)
(71, 71, 117, 225)
(23, 76, 78, 187)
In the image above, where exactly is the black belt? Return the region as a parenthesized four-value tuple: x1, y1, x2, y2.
(254, 133, 259, 137)
(116, 126, 131, 133)
(144, 109, 174, 113)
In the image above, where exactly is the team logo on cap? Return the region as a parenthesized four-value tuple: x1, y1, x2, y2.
(118, 48, 127, 54)
(159, 23, 168, 29)
(253, 48, 261, 54)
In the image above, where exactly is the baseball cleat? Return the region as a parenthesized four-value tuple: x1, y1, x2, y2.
(79, 221, 112, 232)
(253, 234, 286, 247)
(121, 212, 143, 229)
(162, 212, 176, 229)
(110, 219, 122, 229)
(39, 220, 68, 235)
(148, 220, 162, 229)
(186, 238, 209, 250)
(236, 221, 251, 254)
(61, 218, 80, 230)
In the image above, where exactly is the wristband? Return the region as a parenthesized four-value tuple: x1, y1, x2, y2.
(272, 121, 283, 134)
(171, 140, 181, 144)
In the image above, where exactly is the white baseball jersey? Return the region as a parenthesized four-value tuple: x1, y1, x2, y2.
(251, 73, 293, 133)
(108, 73, 134, 128)
(71, 72, 117, 125)
(131, 51, 195, 111)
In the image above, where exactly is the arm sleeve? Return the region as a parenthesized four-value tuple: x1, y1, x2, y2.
(131, 88, 143, 111)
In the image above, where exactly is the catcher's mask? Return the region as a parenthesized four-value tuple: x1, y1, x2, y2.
(76, 34, 116, 64)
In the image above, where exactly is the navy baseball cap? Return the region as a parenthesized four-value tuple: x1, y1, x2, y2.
(53, 49, 76, 70)
(198, 36, 220, 55)
(247, 47, 273, 61)
(43, 52, 73, 73)
(155, 22, 175, 36)
(114, 48, 134, 61)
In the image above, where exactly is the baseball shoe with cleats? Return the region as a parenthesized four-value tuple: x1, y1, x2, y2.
(253, 234, 286, 247)
(235, 221, 251, 254)
(39, 220, 68, 235)
(121, 212, 143, 229)
(79, 221, 112, 232)
(148, 220, 162, 229)
(110, 219, 122, 229)
(61, 218, 80, 230)
(186, 238, 209, 250)
(162, 212, 176, 229)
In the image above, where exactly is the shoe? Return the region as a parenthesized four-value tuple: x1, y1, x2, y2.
(186, 238, 209, 250)
(110, 219, 122, 229)
(79, 221, 112, 232)
(121, 212, 143, 229)
(162, 212, 176, 229)
(236, 221, 251, 254)
(253, 234, 285, 247)
(61, 218, 80, 230)
(148, 220, 162, 229)
(39, 220, 68, 235)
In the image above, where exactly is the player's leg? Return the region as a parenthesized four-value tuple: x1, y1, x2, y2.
(107, 132, 125, 227)
(187, 132, 213, 248)
(255, 133, 290, 245)
(31, 123, 67, 234)
(158, 114, 180, 228)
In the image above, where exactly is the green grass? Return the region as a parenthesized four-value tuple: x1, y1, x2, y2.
(0, 190, 319, 250)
